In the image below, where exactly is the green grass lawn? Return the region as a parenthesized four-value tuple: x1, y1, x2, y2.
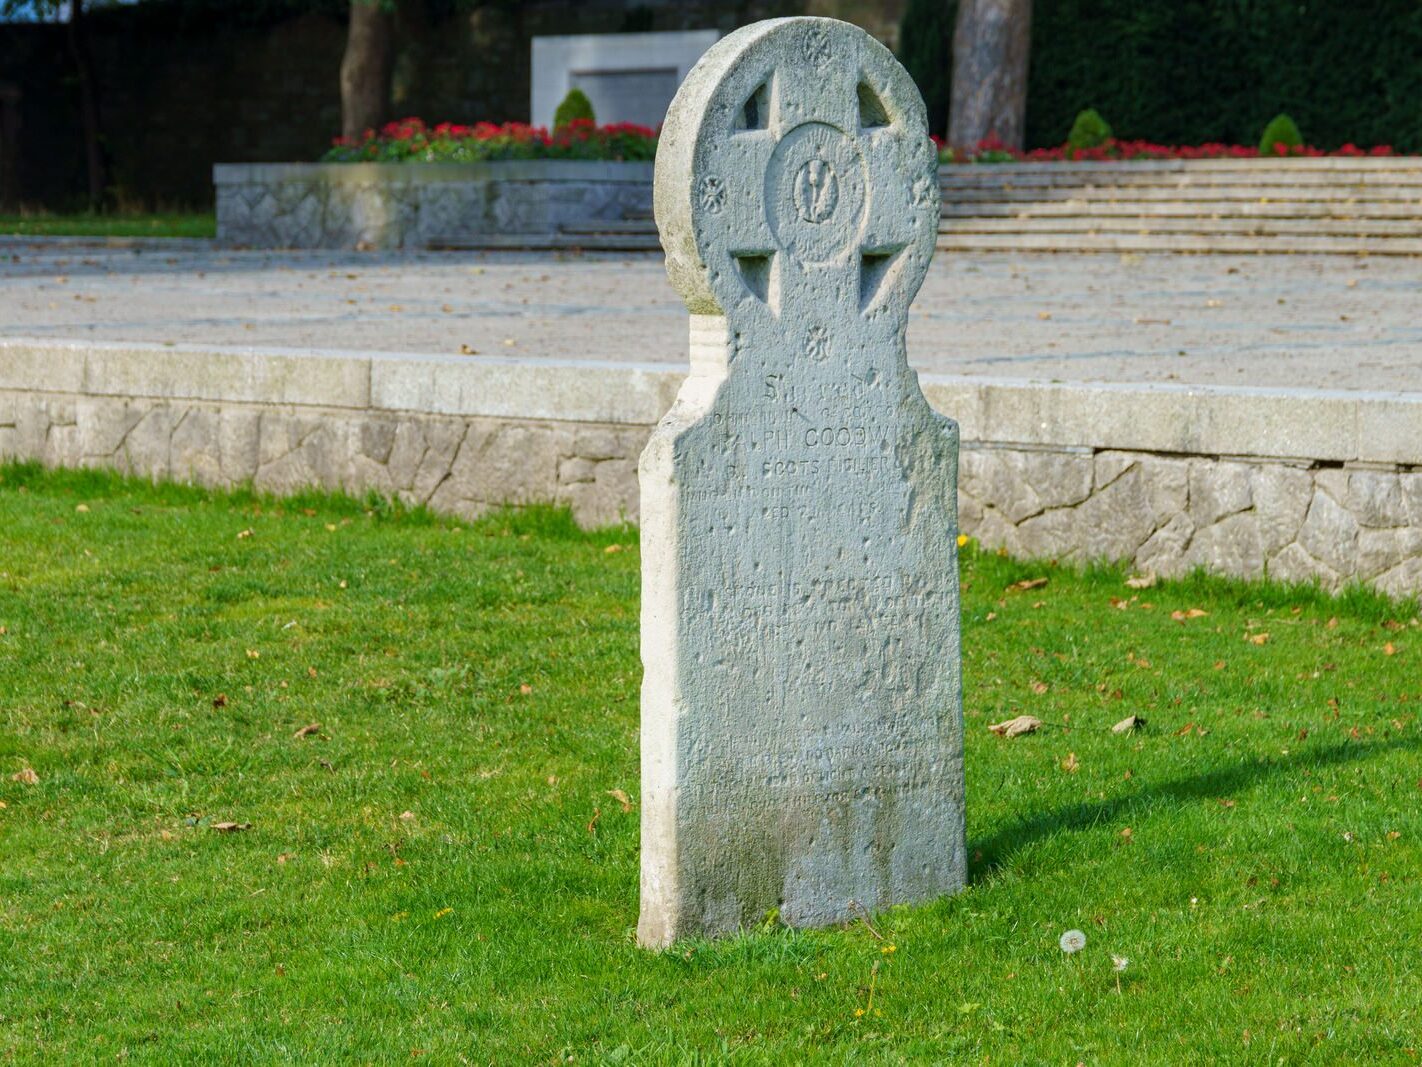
(1, 463, 1419, 1064)
(0, 213, 215, 239)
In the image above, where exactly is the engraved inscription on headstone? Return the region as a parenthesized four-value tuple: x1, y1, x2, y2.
(639, 17, 965, 947)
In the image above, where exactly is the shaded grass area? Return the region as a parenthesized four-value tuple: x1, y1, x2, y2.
(0, 213, 215, 239)
(1, 463, 1419, 1063)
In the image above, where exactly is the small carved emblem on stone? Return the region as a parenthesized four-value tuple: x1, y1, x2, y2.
(699, 175, 727, 214)
(803, 26, 832, 67)
(803, 324, 831, 362)
(793, 159, 839, 224)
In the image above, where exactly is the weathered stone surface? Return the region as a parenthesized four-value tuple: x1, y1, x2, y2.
(1189, 459, 1252, 526)
(1297, 487, 1361, 577)
(215, 161, 655, 250)
(1077, 464, 1158, 560)
(1251, 464, 1312, 556)
(1185, 511, 1264, 577)
(1137, 512, 1195, 576)
(1268, 541, 1338, 587)
(1347, 469, 1411, 528)
(639, 19, 963, 947)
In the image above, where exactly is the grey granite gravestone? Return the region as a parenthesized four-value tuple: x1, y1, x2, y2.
(638, 17, 965, 948)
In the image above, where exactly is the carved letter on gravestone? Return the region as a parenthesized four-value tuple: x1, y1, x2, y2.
(639, 17, 965, 947)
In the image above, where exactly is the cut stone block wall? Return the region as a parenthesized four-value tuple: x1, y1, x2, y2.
(958, 446, 1422, 600)
(2, 339, 1418, 600)
(214, 162, 654, 250)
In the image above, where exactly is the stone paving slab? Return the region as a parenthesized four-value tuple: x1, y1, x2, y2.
(3, 238, 1420, 392)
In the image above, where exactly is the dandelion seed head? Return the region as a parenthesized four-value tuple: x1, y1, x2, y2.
(1059, 929, 1087, 954)
(1112, 954, 1129, 972)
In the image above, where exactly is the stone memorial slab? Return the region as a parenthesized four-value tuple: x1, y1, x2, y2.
(531, 32, 721, 131)
(638, 17, 965, 947)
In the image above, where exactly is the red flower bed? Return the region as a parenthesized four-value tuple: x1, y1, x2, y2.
(939, 135, 1397, 163)
(323, 117, 659, 163)
(324, 119, 1399, 166)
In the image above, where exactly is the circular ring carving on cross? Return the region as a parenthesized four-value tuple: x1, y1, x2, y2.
(766, 123, 867, 264)
(655, 17, 940, 318)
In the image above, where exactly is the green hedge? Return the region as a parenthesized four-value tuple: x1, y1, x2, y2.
(1026, 0, 1422, 151)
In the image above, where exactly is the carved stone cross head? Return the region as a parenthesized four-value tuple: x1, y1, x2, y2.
(655, 18, 940, 339)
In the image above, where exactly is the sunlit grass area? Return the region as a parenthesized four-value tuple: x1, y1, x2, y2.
(1, 463, 1418, 1062)
(0, 213, 215, 239)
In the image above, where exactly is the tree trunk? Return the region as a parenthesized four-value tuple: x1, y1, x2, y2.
(948, 0, 1032, 152)
(340, 0, 394, 142)
(66, 0, 106, 211)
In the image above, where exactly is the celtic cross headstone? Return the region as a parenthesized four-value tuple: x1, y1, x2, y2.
(638, 17, 964, 947)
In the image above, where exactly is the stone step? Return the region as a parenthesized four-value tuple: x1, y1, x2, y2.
(559, 219, 663, 235)
(428, 232, 662, 252)
(939, 215, 1422, 237)
(942, 170, 1422, 190)
(942, 185, 1422, 203)
(939, 157, 1422, 176)
(935, 231, 1422, 254)
(940, 200, 1422, 219)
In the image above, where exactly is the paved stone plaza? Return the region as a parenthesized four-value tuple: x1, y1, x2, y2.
(4, 239, 1419, 392)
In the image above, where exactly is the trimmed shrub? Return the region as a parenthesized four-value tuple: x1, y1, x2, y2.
(1067, 108, 1113, 150)
(553, 89, 595, 132)
(1258, 113, 1303, 155)
(1026, 0, 1422, 153)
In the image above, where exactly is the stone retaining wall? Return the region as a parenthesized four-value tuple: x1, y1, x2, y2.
(2, 339, 1419, 600)
(214, 161, 654, 250)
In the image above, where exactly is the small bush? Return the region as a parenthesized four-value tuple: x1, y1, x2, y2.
(1067, 108, 1113, 151)
(554, 88, 595, 131)
(1258, 113, 1302, 156)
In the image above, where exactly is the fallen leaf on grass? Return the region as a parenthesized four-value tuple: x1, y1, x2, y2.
(11, 767, 39, 785)
(605, 788, 634, 813)
(1171, 608, 1209, 621)
(1112, 715, 1146, 734)
(1061, 752, 1080, 773)
(1384, 642, 1397, 656)
(1248, 633, 1270, 646)
(1125, 574, 1157, 590)
(586, 808, 602, 835)
(604, 544, 624, 554)
(211, 821, 252, 833)
(519, 684, 533, 696)
(1029, 680, 1049, 695)
(1177, 722, 1198, 736)
(237, 528, 253, 540)
(988, 715, 1042, 738)
(1009, 577, 1049, 592)
(293, 722, 322, 739)
(212, 693, 228, 708)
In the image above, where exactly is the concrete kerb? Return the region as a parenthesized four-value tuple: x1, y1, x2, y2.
(4, 338, 1420, 464)
(2, 337, 1419, 595)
